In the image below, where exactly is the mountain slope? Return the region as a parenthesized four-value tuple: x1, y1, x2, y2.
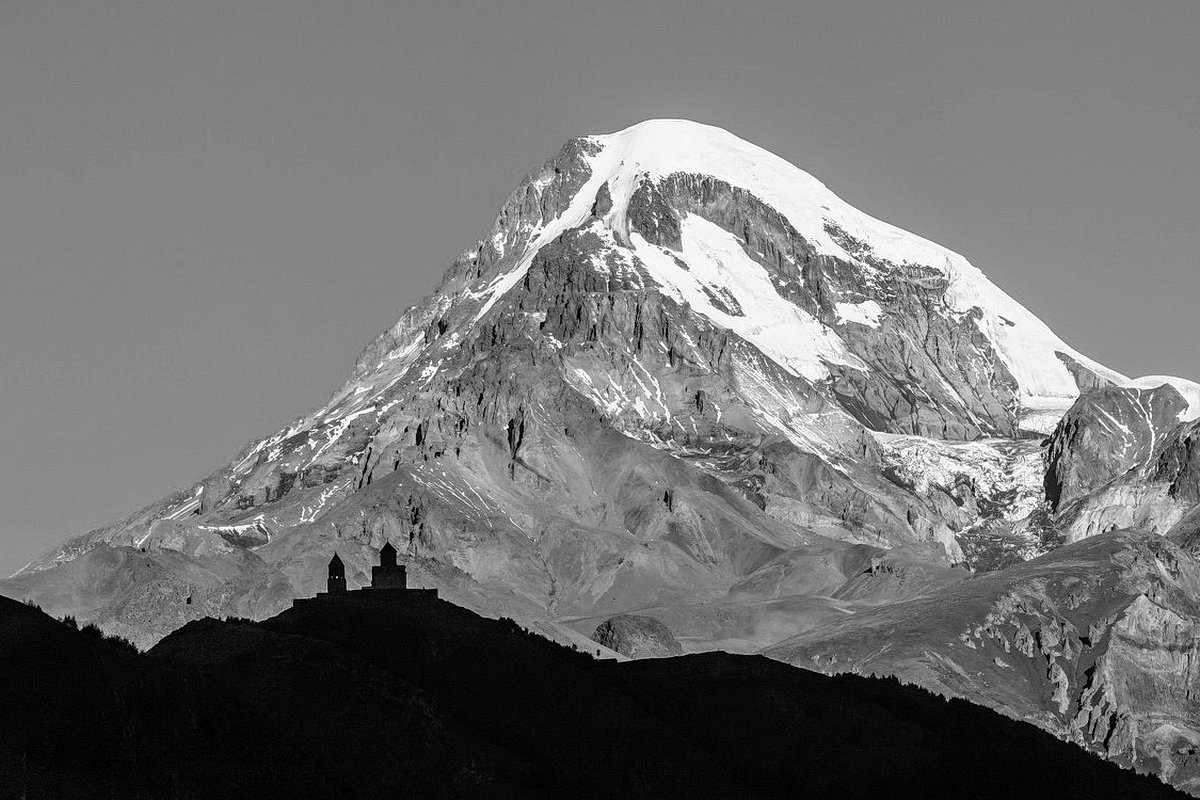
(767, 528, 1200, 793)
(760, 380, 1200, 792)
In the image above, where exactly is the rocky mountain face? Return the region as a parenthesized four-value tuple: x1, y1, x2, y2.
(768, 530, 1200, 793)
(5, 118, 1200, 789)
(1044, 385, 1200, 543)
(769, 382, 1200, 791)
(1044, 385, 1188, 513)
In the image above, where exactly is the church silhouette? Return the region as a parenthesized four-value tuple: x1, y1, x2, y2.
(300, 543, 437, 604)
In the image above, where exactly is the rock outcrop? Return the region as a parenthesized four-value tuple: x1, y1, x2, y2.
(1044, 384, 1187, 512)
(592, 614, 684, 658)
(1039, 387, 1200, 545)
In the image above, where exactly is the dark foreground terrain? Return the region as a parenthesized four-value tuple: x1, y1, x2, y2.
(0, 591, 1182, 799)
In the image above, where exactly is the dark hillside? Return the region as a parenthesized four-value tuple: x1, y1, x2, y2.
(1, 589, 1184, 799)
(0, 595, 326, 799)
(172, 592, 1184, 799)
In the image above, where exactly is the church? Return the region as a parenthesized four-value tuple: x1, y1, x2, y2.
(304, 542, 437, 601)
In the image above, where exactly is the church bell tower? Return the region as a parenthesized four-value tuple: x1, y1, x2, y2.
(327, 553, 347, 594)
(370, 542, 407, 590)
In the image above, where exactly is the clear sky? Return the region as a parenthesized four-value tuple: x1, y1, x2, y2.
(1, 0, 1198, 574)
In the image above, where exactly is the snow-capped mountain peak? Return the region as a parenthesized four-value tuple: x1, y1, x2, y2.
(590, 118, 951, 265)
(5, 117, 1171, 630)
(333, 119, 1141, 451)
(522, 119, 1127, 418)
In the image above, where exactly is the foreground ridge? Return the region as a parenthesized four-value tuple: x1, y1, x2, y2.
(0, 592, 1184, 798)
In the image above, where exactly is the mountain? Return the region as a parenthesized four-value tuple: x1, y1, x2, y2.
(0, 591, 1184, 799)
(767, 529, 1200, 793)
(5, 118, 1200, 788)
(769, 386, 1200, 793)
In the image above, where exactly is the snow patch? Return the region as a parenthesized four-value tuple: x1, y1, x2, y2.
(1129, 375, 1200, 422)
(632, 215, 865, 382)
(834, 300, 883, 328)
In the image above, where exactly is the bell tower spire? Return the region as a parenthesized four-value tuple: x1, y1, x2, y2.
(327, 553, 347, 594)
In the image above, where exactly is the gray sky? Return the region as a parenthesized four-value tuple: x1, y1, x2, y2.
(1, 0, 1198, 574)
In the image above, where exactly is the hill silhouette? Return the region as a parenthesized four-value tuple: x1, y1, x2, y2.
(0, 590, 1184, 799)
(0, 595, 330, 799)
